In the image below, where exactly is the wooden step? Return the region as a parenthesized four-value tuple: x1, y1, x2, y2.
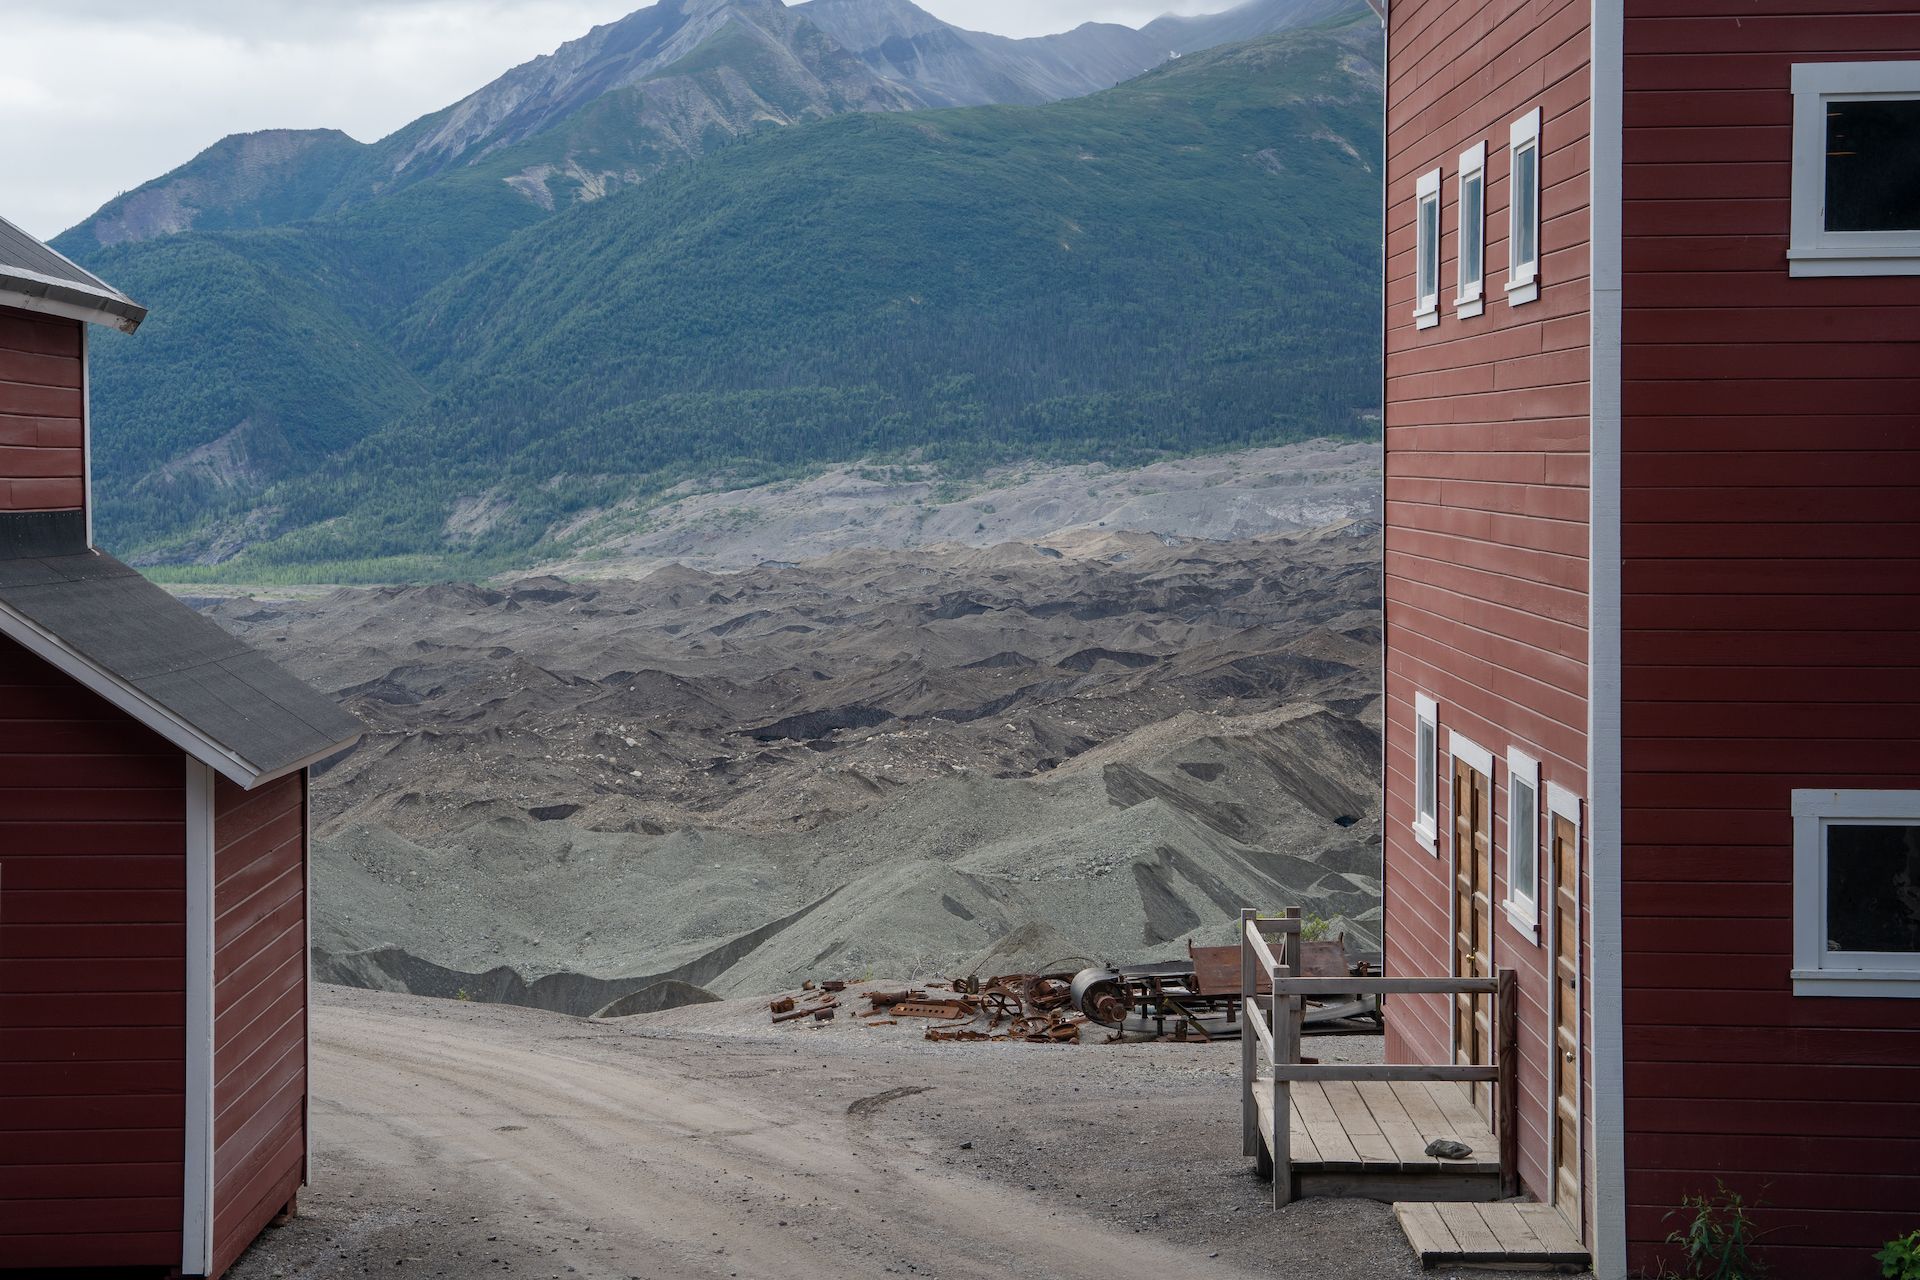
(1394, 1201, 1589, 1270)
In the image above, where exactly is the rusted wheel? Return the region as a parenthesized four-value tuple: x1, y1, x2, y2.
(981, 985, 1023, 1022)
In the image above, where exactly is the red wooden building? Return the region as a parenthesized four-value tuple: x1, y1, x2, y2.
(1381, 2, 1919, 1276)
(0, 216, 360, 1275)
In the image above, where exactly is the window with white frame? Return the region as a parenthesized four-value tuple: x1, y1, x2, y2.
(1789, 61, 1920, 276)
(1507, 108, 1541, 305)
(1414, 167, 1441, 328)
(1504, 748, 1540, 938)
(1792, 790, 1920, 997)
(1456, 142, 1486, 317)
(1412, 693, 1438, 853)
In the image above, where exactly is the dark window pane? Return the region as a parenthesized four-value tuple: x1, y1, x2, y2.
(1461, 175, 1484, 286)
(1825, 98, 1920, 232)
(1418, 195, 1438, 299)
(1513, 145, 1538, 268)
(1826, 822, 1920, 953)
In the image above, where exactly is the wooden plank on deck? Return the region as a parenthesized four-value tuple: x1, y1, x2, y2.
(1390, 1080, 1453, 1142)
(1393, 1202, 1460, 1265)
(1252, 1079, 1321, 1165)
(1321, 1079, 1397, 1164)
(1517, 1203, 1587, 1258)
(1440, 1202, 1503, 1255)
(1475, 1202, 1546, 1254)
(1356, 1080, 1437, 1166)
(1427, 1077, 1494, 1142)
(1396, 1202, 1591, 1268)
(1292, 1082, 1364, 1170)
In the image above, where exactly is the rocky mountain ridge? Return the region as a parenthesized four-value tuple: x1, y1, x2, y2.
(58, 0, 1358, 252)
(70, 25, 1383, 576)
(795, 0, 1168, 107)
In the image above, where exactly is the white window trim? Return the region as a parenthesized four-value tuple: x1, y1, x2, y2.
(1448, 730, 1493, 781)
(1414, 167, 1441, 328)
(1455, 142, 1486, 317)
(1412, 692, 1439, 854)
(1546, 782, 1582, 831)
(1503, 748, 1542, 941)
(1542, 780, 1581, 1218)
(1506, 108, 1542, 305)
(1789, 61, 1920, 277)
(1791, 789, 1920, 997)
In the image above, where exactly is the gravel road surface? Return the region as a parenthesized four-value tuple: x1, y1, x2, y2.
(230, 986, 1585, 1280)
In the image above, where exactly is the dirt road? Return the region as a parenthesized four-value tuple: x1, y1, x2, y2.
(232, 986, 1558, 1280)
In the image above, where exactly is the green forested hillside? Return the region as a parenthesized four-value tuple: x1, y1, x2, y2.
(80, 21, 1383, 577)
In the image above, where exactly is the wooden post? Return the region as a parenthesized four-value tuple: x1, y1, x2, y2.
(1283, 906, 1303, 980)
(1496, 967, 1519, 1199)
(1272, 957, 1296, 1208)
(1273, 905, 1303, 1207)
(1239, 907, 1257, 1160)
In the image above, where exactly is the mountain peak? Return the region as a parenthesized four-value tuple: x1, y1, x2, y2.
(56, 127, 365, 253)
(793, 0, 949, 43)
(58, 0, 1374, 253)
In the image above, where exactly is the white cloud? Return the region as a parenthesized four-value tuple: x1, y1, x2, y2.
(6, 0, 1235, 239)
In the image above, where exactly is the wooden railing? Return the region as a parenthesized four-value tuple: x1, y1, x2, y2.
(1238, 907, 1519, 1206)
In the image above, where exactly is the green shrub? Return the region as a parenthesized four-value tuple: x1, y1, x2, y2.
(1878, 1231, 1920, 1280)
(1664, 1182, 1766, 1280)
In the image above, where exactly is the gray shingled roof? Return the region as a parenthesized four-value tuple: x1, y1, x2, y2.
(0, 549, 360, 785)
(0, 213, 146, 332)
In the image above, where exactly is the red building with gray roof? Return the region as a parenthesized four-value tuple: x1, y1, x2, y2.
(1380, 3, 1919, 1275)
(0, 214, 360, 1276)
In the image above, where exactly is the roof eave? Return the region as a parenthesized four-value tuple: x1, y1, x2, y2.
(0, 594, 357, 788)
(0, 269, 147, 334)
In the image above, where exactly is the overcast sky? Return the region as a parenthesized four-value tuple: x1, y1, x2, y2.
(7, 0, 1233, 240)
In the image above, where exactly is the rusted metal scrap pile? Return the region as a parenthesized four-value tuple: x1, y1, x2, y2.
(768, 974, 1091, 1044)
(767, 979, 849, 1024)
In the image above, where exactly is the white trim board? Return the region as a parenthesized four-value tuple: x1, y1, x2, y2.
(1503, 747, 1542, 943)
(1506, 108, 1543, 305)
(1414, 167, 1442, 327)
(1790, 789, 1920, 997)
(1455, 141, 1487, 317)
(1412, 692, 1439, 855)
(1448, 730, 1494, 780)
(182, 760, 217, 1276)
(1788, 61, 1920, 276)
(1587, 0, 1627, 1271)
(1543, 784, 1584, 1223)
(0, 282, 142, 333)
(81, 325, 94, 550)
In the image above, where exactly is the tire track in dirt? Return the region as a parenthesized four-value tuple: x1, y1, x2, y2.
(305, 999, 1284, 1279)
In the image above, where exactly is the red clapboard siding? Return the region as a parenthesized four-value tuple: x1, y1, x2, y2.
(1619, 9, 1920, 1278)
(209, 770, 306, 1277)
(0, 306, 85, 513)
(0, 1232, 183, 1270)
(1383, 0, 1593, 1222)
(0, 635, 183, 1267)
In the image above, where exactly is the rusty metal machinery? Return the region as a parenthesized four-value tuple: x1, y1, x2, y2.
(1070, 960, 1381, 1041)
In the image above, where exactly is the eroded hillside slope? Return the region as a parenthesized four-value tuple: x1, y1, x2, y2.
(206, 522, 1383, 1013)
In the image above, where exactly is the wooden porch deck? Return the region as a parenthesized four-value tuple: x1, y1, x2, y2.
(1239, 910, 1590, 1271)
(1253, 1078, 1501, 1202)
(1393, 1201, 1588, 1270)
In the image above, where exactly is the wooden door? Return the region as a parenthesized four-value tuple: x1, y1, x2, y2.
(1550, 810, 1583, 1237)
(1451, 756, 1493, 1112)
